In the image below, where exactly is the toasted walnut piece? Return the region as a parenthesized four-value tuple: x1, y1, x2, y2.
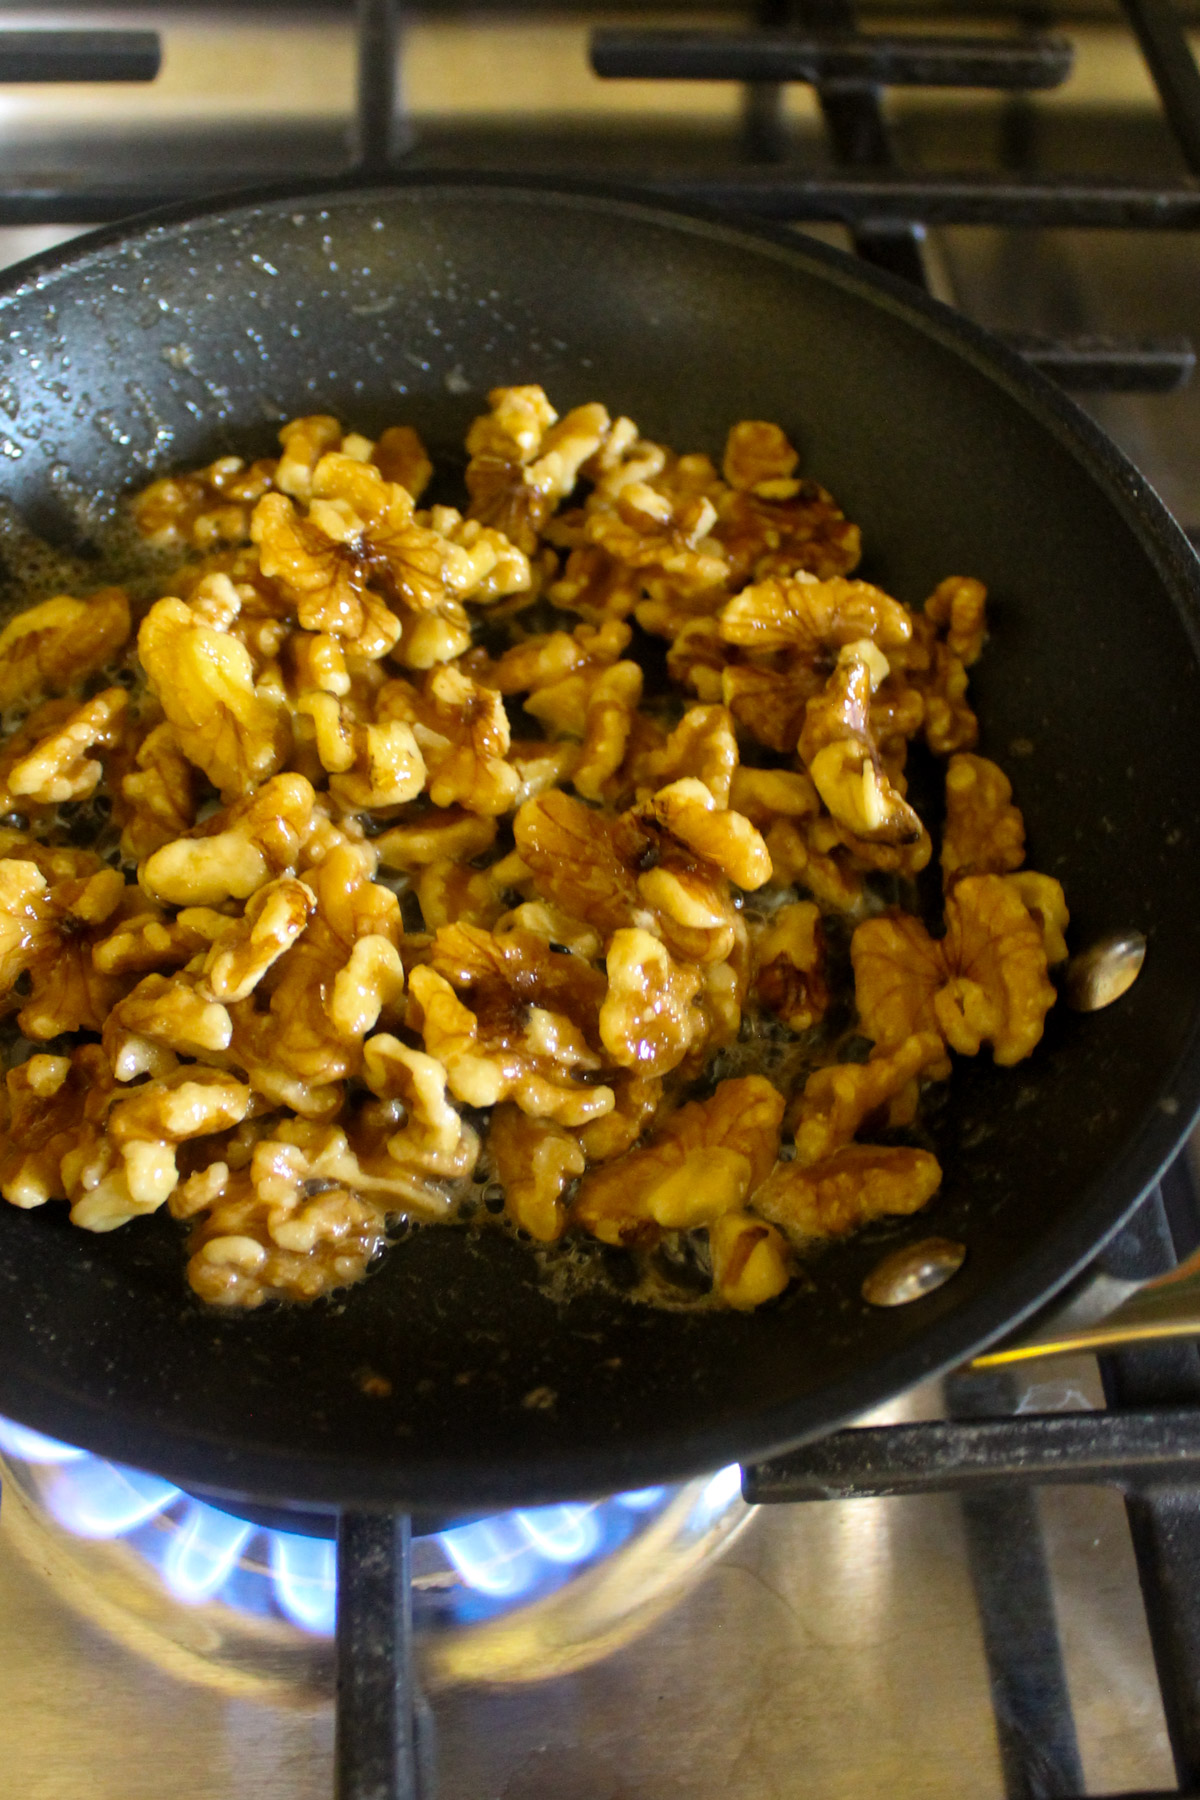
(2, 688, 127, 807)
(793, 1032, 946, 1166)
(719, 574, 913, 659)
(942, 753, 1025, 887)
(572, 661, 644, 802)
(381, 668, 520, 816)
(588, 484, 728, 600)
(645, 778, 773, 892)
(729, 768, 819, 831)
(573, 1075, 783, 1244)
(103, 973, 232, 1077)
(1007, 871, 1070, 965)
(0, 860, 130, 1040)
(938, 875, 1055, 1065)
(912, 633, 979, 757)
(752, 901, 829, 1033)
(0, 588, 131, 709)
(361, 1033, 477, 1176)
(138, 596, 290, 799)
(852, 911, 946, 1051)
(67, 1065, 251, 1234)
(801, 654, 924, 846)
(514, 789, 640, 938)
(722, 421, 800, 493)
(251, 492, 401, 659)
(712, 475, 861, 588)
(132, 458, 276, 551)
(495, 901, 601, 961)
(465, 390, 609, 553)
(926, 576, 988, 666)
(753, 1144, 943, 1242)
(288, 630, 351, 698)
(416, 859, 505, 931)
(371, 425, 433, 500)
(0, 1049, 93, 1209)
(577, 1072, 663, 1163)
(200, 876, 316, 1003)
(548, 545, 643, 623)
(374, 808, 497, 871)
(436, 513, 533, 606)
(310, 454, 478, 616)
(275, 415, 344, 500)
(634, 706, 739, 808)
(709, 1210, 792, 1308)
(141, 773, 316, 906)
(327, 718, 427, 812)
(117, 722, 199, 861)
(599, 928, 704, 1076)
(489, 1104, 584, 1242)
(91, 909, 214, 978)
(719, 661, 822, 755)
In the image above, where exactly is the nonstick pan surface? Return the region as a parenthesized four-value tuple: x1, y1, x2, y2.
(0, 175, 1198, 1511)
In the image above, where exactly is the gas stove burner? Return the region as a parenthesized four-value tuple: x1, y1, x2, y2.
(0, 1414, 750, 1697)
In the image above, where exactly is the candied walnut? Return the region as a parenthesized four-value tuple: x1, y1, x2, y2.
(251, 492, 402, 659)
(718, 574, 913, 659)
(642, 778, 772, 893)
(751, 901, 829, 1033)
(760, 813, 866, 915)
(572, 1075, 783, 1243)
(416, 858, 506, 931)
(310, 455, 485, 616)
(514, 789, 640, 939)
(325, 715, 427, 812)
(800, 650, 925, 846)
(466, 389, 610, 553)
(371, 424, 433, 500)
(141, 773, 316, 906)
(489, 1104, 585, 1242)
(275, 415, 344, 500)
(132, 457, 277, 551)
(0, 860, 131, 1039)
(721, 662, 825, 754)
(942, 753, 1025, 887)
(92, 907, 215, 979)
(495, 900, 602, 962)
(508, 739, 580, 805)
(903, 613, 979, 757)
(1007, 870, 1069, 965)
(570, 661, 644, 802)
(599, 927, 704, 1076)
(587, 483, 728, 601)
(753, 1145, 942, 1242)
(729, 766, 820, 828)
(481, 617, 631, 703)
(0, 588, 130, 708)
(69, 1066, 251, 1233)
(287, 630, 351, 698)
(852, 876, 1055, 1065)
(361, 1033, 478, 1177)
(103, 972, 232, 1077)
(380, 668, 520, 816)
(709, 1210, 792, 1309)
(117, 722, 200, 861)
(667, 617, 728, 704)
(139, 596, 290, 799)
(632, 706, 739, 808)
(0, 688, 126, 808)
(722, 421, 800, 494)
(374, 807, 497, 871)
(712, 476, 861, 587)
(577, 1072, 663, 1162)
(548, 545, 643, 622)
(0, 1048, 102, 1210)
(792, 1032, 946, 1166)
(925, 576, 987, 666)
(199, 876, 316, 1003)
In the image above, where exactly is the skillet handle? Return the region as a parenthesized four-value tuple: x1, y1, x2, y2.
(335, 1512, 434, 1800)
(972, 1243, 1200, 1368)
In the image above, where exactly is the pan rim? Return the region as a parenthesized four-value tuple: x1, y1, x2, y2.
(0, 170, 1197, 1507)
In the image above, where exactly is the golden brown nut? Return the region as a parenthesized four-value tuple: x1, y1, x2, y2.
(792, 1032, 946, 1166)
(489, 1103, 585, 1242)
(709, 1209, 792, 1308)
(751, 901, 829, 1033)
(117, 722, 200, 861)
(752, 1144, 942, 1241)
(942, 753, 1025, 887)
(361, 1033, 478, 1177)
(718, 574, 912, 659)
(574, 1074, 783, 1246)
(200, 876, 316, 1003)
(1006, 870, 1070, 965)
(0, 860, 131, 1040)
(800, 651, 926, 848)
(373, 808, 498, 871)
(138, 595, 290, 799)
(599, 927, 704, 1076)
(141, 773, 317, 907)
(722, 421, 799, 493)
(712, 474, 861, 587)
(633, 706, 739, 808)
(466, 389, 610, 553)
(925, 576, 988, 666)
(0, 688, 127, 809)
(133, 456, 277, 550)
(0, 588, 130, 708)
(514, 789, 641, 939)
(0, 1047, 103, 1210)
(371, 424, 434, 500)
(379, 668, 520, 816)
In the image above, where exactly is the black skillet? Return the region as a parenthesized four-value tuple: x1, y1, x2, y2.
(0, 173, 1197, 1514)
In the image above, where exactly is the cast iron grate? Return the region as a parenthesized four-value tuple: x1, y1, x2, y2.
(5, 5, 1200, 1798)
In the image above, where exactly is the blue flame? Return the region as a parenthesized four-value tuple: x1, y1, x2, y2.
(270, 1532, 337, 1635)
(44, 1460, 181, 1539)
(162, 1501, 254, 1605)
(0, 1413, 715, 1638)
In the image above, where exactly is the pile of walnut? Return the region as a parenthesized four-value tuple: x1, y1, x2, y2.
(0, 388, 1068, 1312)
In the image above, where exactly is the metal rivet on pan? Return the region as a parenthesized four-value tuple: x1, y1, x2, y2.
(862, 1237, 966, 1307)
(1063, 930, 1146, 1012)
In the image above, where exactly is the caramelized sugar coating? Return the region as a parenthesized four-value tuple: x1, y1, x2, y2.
(0, 387, 1067, 1314)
